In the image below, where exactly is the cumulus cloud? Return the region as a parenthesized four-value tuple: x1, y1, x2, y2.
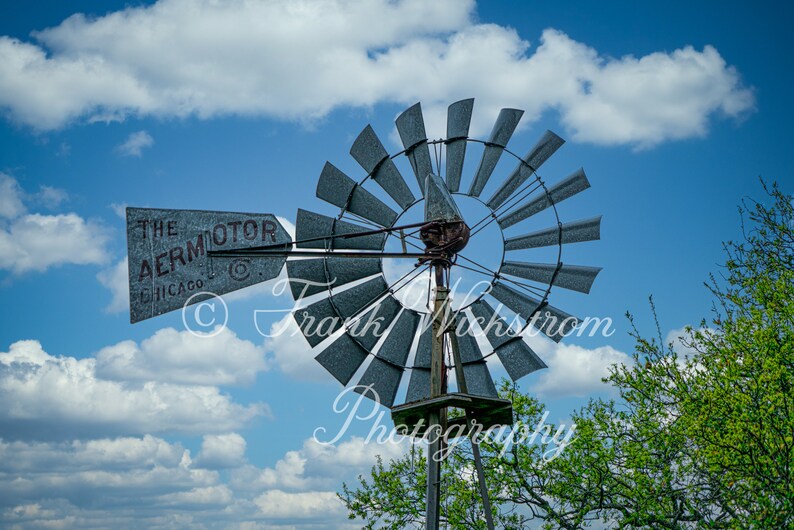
(0, 212, 110, 274)
(97, 257, 129, 313)
(263, 314, 328, 381)
(116, 130, 153, 157)
(96, 326, 269, 386)
(194, 433, 247, 469)
(0, 339, 267, 439)
(0, 432, 400, 528)
(0, 174, 110, 274)
(0, 173, 26, 218)
(0, 0, 753, 147)
(527, 338, 632, 398)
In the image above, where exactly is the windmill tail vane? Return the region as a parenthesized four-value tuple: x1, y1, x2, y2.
(124, 98, 602, 529)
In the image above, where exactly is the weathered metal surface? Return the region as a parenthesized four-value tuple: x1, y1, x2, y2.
(356, 308, 420, 408)
(405, 367, 431, 403)
(295, 209, 385, 250)
(462, 361, 498, 398)
(316, 162, 397, 227)
(469, 300, 546, 381)
(295, 276, 389, 346)
(286, 257, 381, 299)
(445, 98, 474, 192)
(504, 216, 602, 251)
(349, 295, 403, 351)
(487, 131, 565, 209)
(315, 332, 369, 385)
(396, 102, 433, 193)
(350, 125, 415, 209)
(500, 261, 602, 294)
(489, 281, 579, 342)
(468, 108, 523, 197)
(498, 168, 589, 228)
(126, 207, 290, 323)
(424, 173, 463, 222)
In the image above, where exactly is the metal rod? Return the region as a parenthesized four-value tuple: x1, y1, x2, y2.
(207, 249, 435, 259)
(448, 324, 496, 530)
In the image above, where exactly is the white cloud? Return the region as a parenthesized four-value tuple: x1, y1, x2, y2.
(264, 314, 328, 381)
(0, 173, 26, 218)
(527, 338, 631, 398)
(96, 326, 269, 386)
(254, 490, 343, 520)
(116, 130, 153, 157)
(97, 257, 129, 313)
(0, 432, 401, 528)
(195, 433, 247, 469)
(0, 339, 267, 438)
(0, 0, 753, 147)
(0, 212, 111, 274)
(231, 436, 406, 494)
(34, 185, 69, 209)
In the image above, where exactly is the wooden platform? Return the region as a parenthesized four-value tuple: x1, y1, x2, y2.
(391, 393, 513, 438)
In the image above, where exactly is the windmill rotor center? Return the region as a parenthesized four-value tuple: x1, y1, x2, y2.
(419, 219, 471, 259)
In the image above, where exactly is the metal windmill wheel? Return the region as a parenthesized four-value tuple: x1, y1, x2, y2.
(284, 99, 601, 529)
(287, 99, 601, 409)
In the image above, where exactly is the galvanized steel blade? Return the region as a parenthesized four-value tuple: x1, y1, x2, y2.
(348, 295, 403, 351)
(295, 209, 385, 250)
(126, 207, 290, 323)
(315, 333, 369, 385)
(316, 162, 398, 227)
(286, 257, 381, 299)
(445, 98, 474, 192)
(406, 367, 431, 404)
(355, 309, 421, 408)
(395, 102, 433, 193)
(498, 168, 590, 229)
(462, 362, 498, 398)
(294, 276, 389, 347)
(350, 125, 415, 209)
(504, 216, 602, 251)
(487, 130, 565, 210)
(500, 261, 602, 294)
(489, 281, 579, 342)
(469, 300, 546, 381)
(467, 108, 524, 197)
(424, 173, 463, 222)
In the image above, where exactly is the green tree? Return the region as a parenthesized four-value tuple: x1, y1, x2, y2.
(340, 182, 794, 529)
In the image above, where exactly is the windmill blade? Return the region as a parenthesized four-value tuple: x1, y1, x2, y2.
(469, 300, 546, 381)
(487, 131, 565, 210)
(286, 257, 382, 299)
(316, 162, 398, 227)
(395, 103, 433, 193)
(500, 261, 602, 294)
(348, 295, 403, 351)
(356, 309, 421, 408)
(455, 312, 498, 398)
(315, 333, 369, 385)
(468, 108, 524, 197)
(405, 316, 432, 403)
(498, 168, 590, 229)
(445, 98, 474, 192)
(350, 125, 415, 209)
(504, 216, 602, 251)
(294, 276, 389, 347)
(295, 209, 385, 250)
(489, 281, 579, 342)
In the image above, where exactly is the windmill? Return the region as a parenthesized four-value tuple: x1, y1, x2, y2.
(126, 99, 601, 529)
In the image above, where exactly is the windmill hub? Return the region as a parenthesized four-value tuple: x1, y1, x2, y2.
(419, 219, 471, 258)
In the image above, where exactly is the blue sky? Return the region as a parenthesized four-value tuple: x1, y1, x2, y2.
(0, 0, 790, 527)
